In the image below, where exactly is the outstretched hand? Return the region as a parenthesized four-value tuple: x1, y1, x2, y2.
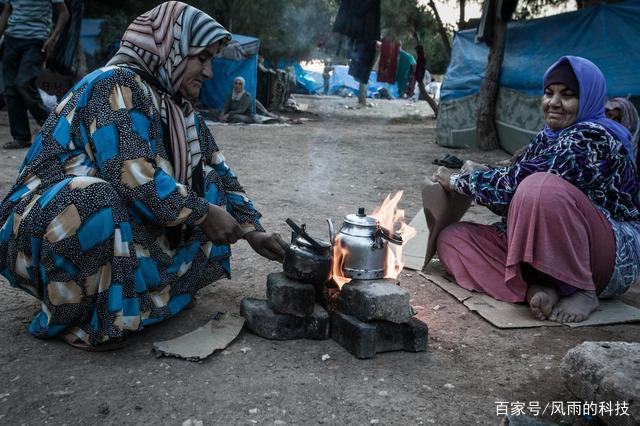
(200, 204, 245, 245)
(245, 231, 288, 262)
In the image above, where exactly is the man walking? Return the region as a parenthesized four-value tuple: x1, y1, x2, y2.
(0, 0, 68, 149)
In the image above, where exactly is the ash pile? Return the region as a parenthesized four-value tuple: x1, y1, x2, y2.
(241, 209, 428, 359)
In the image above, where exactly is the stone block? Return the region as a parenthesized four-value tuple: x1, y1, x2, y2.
(331, 311, 428, 359)
(266, 272, 315, 317)
(336, 279, 412, 323)
(240, 298, 329, 340)
(330, 311, 377, 359)
(560, 341, 640, 425)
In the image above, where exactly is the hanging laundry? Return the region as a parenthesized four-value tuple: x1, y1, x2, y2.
(377, 38, 400, 83)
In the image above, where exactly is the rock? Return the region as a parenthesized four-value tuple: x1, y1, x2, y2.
(241, 298, 330, 340)
(330, 311, 428, 359)
(337, 279, 412, 323)
(266, 272, 315, 317)
(560, 341, 640, 425)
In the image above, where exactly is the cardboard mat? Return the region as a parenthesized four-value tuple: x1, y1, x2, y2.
(152, 312, 245, 361)
(404, 211, 640, 328)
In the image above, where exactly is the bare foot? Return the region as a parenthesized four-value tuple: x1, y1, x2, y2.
(549, 290, 599, 323)
(526, 284, 559, 320)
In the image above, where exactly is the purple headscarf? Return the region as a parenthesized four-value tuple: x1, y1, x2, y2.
(542, 56, 633, 164)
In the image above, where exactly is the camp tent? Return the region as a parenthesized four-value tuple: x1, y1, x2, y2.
(437, 1, 640, 153)
(199, 34, 259, 111)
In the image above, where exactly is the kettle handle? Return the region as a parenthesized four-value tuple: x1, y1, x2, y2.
(326, 218, 334, 246)
(380, 226, 403, 245)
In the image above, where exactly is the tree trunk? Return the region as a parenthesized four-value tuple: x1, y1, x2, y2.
(427, 0, 452, 56)
(458, 0, 466, 30)
(476, 17, 507, 151)
(358, 82, 367, 106)
(418, 80, 438, 117)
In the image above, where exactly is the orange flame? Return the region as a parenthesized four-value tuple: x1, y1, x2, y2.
(332, 236, 351, 289)
(370, 191, 417, 279)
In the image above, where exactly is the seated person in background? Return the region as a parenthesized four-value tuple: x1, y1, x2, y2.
(221, 76, 254, 123)
(432, 56, 640, 324)
(606, 97, 639, 161)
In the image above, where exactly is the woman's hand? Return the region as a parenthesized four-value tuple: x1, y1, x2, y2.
(461, 160, 490, 174)
(244, 231, 288, 262)
(200, 204, 245, 245)
(433, 166, 454, 191)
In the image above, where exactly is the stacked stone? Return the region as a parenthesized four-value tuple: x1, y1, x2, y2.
(240, 272, 330, 340)
(330, 279, 428, 359)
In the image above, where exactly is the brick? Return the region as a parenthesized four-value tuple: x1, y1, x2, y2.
(336, 279, 412, 323)
(266, 272, 315, 317)
(331, 311, 428, 359)
(240, 298, 329, 340)
(330, 311, 377, 359)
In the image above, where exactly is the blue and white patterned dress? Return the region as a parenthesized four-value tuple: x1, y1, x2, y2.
(452, 122, 640, 297)
(0, 66, 263, 345)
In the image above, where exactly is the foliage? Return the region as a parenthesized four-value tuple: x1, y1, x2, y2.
(87, 0, 338, 63)
(380, 0, 453, 73)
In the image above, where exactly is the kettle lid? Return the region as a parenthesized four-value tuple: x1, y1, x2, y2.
(344, 207, 377, 227)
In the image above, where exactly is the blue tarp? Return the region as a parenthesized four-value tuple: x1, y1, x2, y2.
(441, 1, 640, 102)
(306, 65, 399, 98)
(80, 19, 103, 56)
(199, 34, 259, 111)
(294, 65, 323, 95)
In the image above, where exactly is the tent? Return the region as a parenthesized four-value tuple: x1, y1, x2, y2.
(316, 65, 400, 98)
(437, 1, 640, 153)
(199, 34, 260, 111)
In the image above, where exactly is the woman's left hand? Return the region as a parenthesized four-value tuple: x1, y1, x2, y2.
(245, 231, 288, 262)
(433, 166, 454, 191)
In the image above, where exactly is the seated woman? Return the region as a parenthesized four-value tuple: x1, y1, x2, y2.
(431, 56, 640, 323)
(221, 76, 255, 124)
(0, 1, 287, 350)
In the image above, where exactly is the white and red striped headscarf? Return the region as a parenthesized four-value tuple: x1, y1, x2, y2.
(108, 1, 230, 183)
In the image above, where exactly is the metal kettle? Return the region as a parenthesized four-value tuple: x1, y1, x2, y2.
(282, 219, 333, 287)
(335, 207, 402, 280)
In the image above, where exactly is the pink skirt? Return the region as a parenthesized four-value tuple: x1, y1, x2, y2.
(437, 172, 616, 302)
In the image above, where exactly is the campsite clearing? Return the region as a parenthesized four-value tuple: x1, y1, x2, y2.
(0, 96, 638, 424)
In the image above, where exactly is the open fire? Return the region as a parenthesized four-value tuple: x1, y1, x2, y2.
(332, 191, 416, 288)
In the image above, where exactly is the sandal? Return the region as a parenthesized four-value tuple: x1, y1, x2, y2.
(432, 154, 464, 169)
(3, 139, 31, 149)
(60, 331, 127, 352)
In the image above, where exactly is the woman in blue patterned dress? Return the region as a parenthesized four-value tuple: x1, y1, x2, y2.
(0, 2, 287, 349)
(433, 56, 640, 323)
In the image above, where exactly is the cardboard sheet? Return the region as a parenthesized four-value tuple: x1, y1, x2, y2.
(402, 210, 428, 271)
(152, 312, 245, 361)
(418, 271, 640, 329)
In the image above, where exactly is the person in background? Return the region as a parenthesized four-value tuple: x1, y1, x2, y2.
(0, 2, 287, 350)
(432, 56, 640, 324)
(322, 59, 333, 96)
(0, 0, 69, 149)
(220, 76, 254, 124)
(606, 97, 639, 161)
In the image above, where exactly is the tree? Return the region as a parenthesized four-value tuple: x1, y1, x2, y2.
(88, 0, 338, 64)
(475, 0, 584, 150)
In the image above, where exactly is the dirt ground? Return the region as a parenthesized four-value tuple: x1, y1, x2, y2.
(0, 94, 638, 425)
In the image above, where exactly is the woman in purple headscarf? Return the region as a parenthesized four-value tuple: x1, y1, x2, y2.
(432, 56, 640, 323)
